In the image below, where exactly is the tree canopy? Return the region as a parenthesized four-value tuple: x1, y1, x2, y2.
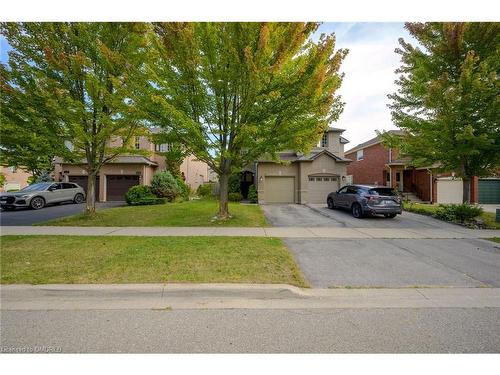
(1, 22, 148, 212)
(387, 22, 500, 201)
(140, 22, 347, 217)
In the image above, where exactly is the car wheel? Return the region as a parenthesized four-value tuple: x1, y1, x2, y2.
(30, 196, 45, 210)
(351, 203, 362, 218)
(384, 213, 397, 219)
(74, 193, 85, 204)
(327, 198, 335, 209)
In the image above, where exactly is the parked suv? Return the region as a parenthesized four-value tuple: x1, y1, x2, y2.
(327, 185, 402, 218)
(0, 182, 86, 210)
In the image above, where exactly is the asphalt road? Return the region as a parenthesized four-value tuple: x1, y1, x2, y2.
(286, 238, 500, 288)
(0, 202, 124, 226)
(2, 308, 499, 353)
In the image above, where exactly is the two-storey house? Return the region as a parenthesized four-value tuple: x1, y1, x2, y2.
(255, 127, 351, 204)
(53, 128, 209, 202)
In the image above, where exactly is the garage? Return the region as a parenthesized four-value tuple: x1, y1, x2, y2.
(478, 179, 500, 204)
(264, 176, 295, 203)
(308, 175, 339, 204)
(68, 175, 100, 201)
(436, 178, 462, 204)
(106, 175, 140, 201)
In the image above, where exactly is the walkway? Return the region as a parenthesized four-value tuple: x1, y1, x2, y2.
(0, 225, 498, 238)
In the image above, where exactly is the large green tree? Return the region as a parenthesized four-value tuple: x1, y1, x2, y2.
(1, 22, 148, 213)
(388, 22, 500, 202)
(140, 22, 347, 218)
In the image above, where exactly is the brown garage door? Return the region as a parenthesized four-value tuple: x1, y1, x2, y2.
(68, 175, 100, 201)
(106, 175, 140, 201)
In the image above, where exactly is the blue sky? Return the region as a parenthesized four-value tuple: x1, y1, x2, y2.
(0, 23, 413, 148)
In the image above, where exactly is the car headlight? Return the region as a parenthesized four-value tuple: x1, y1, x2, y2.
(15, 194, 33, 199)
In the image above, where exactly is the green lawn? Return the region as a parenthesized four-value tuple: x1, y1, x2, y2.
(489, 237, 500, 243)
(0, 235, 307, 286)
(403, 202, 500, 229)
(41, 199, 268, 227)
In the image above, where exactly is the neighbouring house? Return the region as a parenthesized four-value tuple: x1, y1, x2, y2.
(345, 131, 500, 204)
(0, 165, 33, 192)
(53, 128, 209, 202)
(255, 127, 351, 204)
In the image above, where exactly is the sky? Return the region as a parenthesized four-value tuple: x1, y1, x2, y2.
(316, 22, 413, 149)
(0, 22, 414, 149)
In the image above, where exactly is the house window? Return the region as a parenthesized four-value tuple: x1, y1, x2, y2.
(155, 143, 170, 152)
(309, 177, 314, 181)
(320, 133, 328, 147)
(135, 137, 140, 150)
(356, 149, 364, 161)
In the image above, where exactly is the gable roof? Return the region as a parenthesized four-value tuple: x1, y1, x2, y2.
(345, 130, 404, 155)
(259, 149, 351, 163)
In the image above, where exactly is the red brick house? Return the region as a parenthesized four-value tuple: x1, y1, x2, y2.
(344, 131, 487, 204)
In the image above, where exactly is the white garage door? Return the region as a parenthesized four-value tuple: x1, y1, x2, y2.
(308, 176, 339, 204)
(264, 176, 295, 203)
(436, 178, 462, 204)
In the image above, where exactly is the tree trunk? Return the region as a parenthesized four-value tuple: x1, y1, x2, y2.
(462, 177, 471, 204)
(85, 173, 97, 214)
(218, 172, 230, 219)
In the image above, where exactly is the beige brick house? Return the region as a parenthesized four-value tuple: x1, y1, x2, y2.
(0, 165, 33, 192)
(256, 127, 351, 204)
(53, 128, 209, 202)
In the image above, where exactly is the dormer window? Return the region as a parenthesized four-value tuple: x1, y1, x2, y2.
(320, 133, 328, 147)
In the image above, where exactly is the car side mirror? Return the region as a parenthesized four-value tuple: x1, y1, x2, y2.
(48, 187, 55, 191)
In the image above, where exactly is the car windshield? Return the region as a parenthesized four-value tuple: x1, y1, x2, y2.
(368, 188, 396, 196)
(20, 182, 53, 192)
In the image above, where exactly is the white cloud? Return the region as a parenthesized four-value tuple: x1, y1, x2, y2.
(316, 23, 413, 148)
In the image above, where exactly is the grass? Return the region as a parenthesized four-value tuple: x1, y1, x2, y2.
(0, 235, 307, 287)
(488, 237, 500, 243)
(41, 199, 268, 227)
(403, 202, 500, 229)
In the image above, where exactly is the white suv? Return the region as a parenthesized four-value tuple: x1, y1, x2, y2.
(0, 182, 86, 210)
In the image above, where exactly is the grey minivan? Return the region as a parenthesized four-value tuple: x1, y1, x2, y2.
(0, 182, 86, 210)
(327, 185, 402, 219)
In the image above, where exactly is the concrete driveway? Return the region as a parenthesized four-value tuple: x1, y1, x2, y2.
(261, 203, 461, 229)
(0, 201, 124, 226)
(261, 204, 500, 288)
(286, 238, 500, 288)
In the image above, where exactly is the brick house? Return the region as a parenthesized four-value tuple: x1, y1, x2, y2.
(344, 131, 498, 204)
(53, 128, 209, 202)
(0, 165, 33, 192)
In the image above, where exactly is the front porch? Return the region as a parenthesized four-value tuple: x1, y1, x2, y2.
(385, 164, 432, 203)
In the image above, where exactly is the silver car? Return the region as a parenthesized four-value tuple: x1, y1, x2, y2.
(0, 182, 86, 210)
(327, 184, 402, 219)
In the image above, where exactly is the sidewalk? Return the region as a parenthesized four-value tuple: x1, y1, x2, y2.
(1, 225, 498, 238)
(2, 283, 500, 310)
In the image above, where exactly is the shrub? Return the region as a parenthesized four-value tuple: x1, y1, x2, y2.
(176, 177, 191, 201)
(151, 171, 181, 201)
(434, 204, 483, 223)
(228, 192, 243, 202)
(197, 183, 214, 197)
(228, 173, 241, 193)
(247, 185, 258, 203)
(125, 185, 160, 205)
